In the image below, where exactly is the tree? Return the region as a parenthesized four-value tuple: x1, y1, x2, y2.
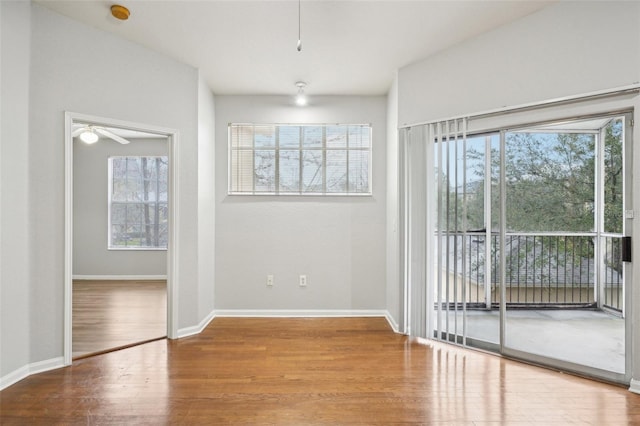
(446, 118, 624, 291)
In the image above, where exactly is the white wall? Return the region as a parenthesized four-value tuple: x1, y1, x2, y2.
(0, 0, 31, 381)
(215, 96, 387, 312)
(197, 75, 216, 321)
(386, 74, 400, 329)
(73, 138, 168, 277)
(399, 1, 640, 126)
(28, 4, 201, 363)
(397, 0, 640, 387)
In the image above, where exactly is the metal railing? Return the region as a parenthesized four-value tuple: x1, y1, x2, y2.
(440, 233, 623, 312)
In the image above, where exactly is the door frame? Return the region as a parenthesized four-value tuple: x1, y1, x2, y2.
(63, 111, 180, 365)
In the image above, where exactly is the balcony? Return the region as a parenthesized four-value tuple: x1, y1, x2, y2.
(435, 232, 625, 374)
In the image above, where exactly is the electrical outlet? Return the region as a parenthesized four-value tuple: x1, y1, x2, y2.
(299, 275, 307, 287)
(267, 275, 274, 286)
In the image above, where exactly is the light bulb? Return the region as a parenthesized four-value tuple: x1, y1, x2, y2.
(80, 130, 99, 144)
(295, 81, 307, 106)
(295, 92, 307, 106)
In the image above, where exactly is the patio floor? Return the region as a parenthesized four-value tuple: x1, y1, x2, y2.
(441, 309, 625, 374)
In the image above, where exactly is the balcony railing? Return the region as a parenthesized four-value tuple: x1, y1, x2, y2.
(439, 233, 623, 312)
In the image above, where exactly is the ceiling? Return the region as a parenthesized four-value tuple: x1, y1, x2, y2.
(37, 0, 555, 96)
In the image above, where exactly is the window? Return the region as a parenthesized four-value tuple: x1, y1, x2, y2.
(108, 156, 168, 249)
(228, 123, 372, 195)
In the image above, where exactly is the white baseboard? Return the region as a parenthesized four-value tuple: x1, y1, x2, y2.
(384, 311, 401, 333)
(630, 379, 640, 394)
(0, 356, 65, 391)
(73, 275, 167, 281)
(177, 308, 216, 339)
(0, 365, 29, 391)
(215, 309, 389, 318)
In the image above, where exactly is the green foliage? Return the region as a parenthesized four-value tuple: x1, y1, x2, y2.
(445, 119, 624, 276)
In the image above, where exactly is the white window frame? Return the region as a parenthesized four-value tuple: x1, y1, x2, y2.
(228, 123, 373, 196)
(108, 155, 169, 250)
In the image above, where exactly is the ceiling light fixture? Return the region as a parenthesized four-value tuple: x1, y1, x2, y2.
(296, 0, 302, 51)
(79, 128, 99, 144)
(295, 81, 307, 106)
(111, 4, 130, 21)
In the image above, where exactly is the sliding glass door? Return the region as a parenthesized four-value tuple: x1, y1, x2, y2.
(400, 111, 633, 384)
(501, 116, 629, 377)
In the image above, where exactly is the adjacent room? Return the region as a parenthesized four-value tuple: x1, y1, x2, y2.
(1, 0, 639, 423)
(72, 123, 169, 358)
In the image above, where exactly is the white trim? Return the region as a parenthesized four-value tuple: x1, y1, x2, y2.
(399, 83, 640, 129)
(0, 365, 29, 391)
(72, 275, 167, 281)
(0, 357, 65, 391)
(214, 309, 389, 318)
(630, 379, 640, 394)
(177, 309, 216, 338)
(167, 130, 180, 340)
(64, 113, 74, 366)
(384, 311, 401, 333)
(64, 111, 180, 364)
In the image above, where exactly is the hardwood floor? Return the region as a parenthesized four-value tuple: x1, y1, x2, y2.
(2, 317, 639, 424)
(72, 280, 167, 358)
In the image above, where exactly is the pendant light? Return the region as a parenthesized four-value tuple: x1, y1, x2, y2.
(295, 81, 307, 106)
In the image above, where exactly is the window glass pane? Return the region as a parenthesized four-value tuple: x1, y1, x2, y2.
(302, 150, 323, 192)
(111, 178, 128, 202)
(111, 225, 126, 246)
(327, 126, 347, 148)
(505, 131, 595, 232)
(111, 158, 127, 179)
(348, 150, 369, 193)
(159, 203, 169, 224)
(159, 179, 168, 202)
(279, 150, 300, 192)
(158, 224, 168, 246)
(461, 134, 500, 230)
(142, 157, 156, 180)
(127, 157, 142, 179)
(348, 125, 370, 149)
(303, 126, 323, 148)
(255, 150, 276, 192)
(125, 225, 143, 246)
(109, 156, 168, 248)
(110, 203, 127, 225)
(126, 203, 144, 226)
(255, 125, 276, 149)
(279, 126, 300, 149)
(326, 150, 347, 193)
(604, 119, 623, 234)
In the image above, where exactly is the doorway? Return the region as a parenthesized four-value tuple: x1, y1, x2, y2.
(64, 112, 179, 365)
(401, 110, 633, 384)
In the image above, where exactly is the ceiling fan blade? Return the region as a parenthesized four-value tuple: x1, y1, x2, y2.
(95, 128, 130, 145)
(72, 126, 87, 137)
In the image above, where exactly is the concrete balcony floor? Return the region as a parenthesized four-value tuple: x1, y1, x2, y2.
(441, 309, 625, 374)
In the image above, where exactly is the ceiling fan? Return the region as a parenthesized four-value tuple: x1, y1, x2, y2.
(72, 124, 130, 145)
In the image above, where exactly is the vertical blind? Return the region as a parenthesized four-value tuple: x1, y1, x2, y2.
(399, 119, 468, 340)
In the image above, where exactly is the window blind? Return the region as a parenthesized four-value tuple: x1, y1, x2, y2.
(228, 123, 372, 195)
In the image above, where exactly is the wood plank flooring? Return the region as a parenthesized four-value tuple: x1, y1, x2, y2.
(72, 280, 167, 358)
(2, 317, 639, 424)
